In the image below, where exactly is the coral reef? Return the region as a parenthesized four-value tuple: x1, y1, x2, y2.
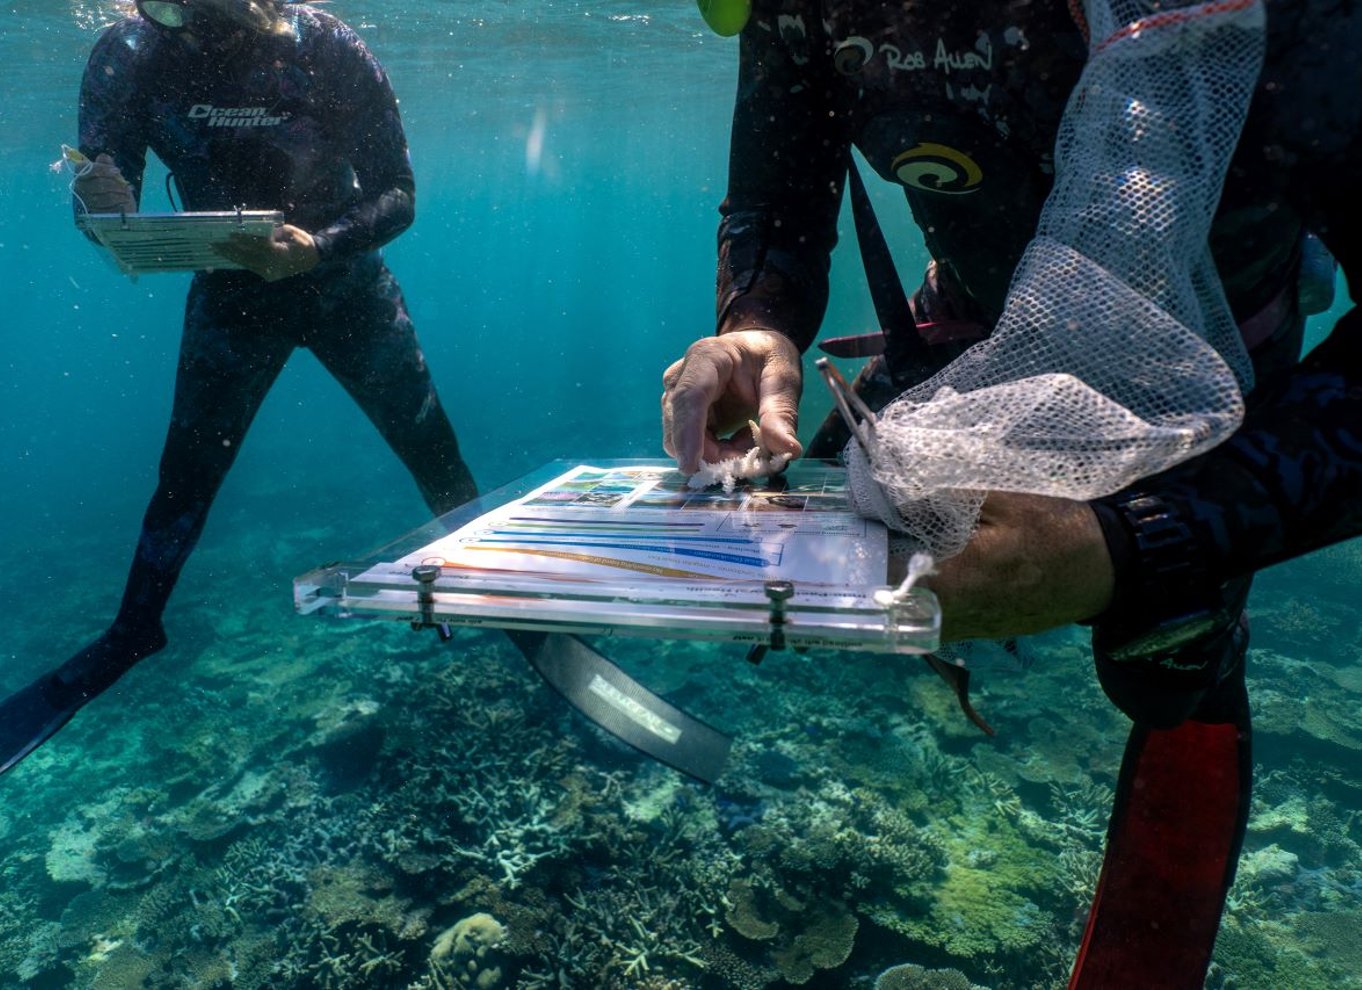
(1, 522, 1360, 990)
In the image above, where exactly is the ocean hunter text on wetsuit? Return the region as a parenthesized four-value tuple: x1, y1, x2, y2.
(75, 5, 476, 609)
(0, 3, 475, 778)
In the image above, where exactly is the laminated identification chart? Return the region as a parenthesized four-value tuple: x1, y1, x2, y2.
(297, 461, 939, 654)
(381, 462, 883, 591)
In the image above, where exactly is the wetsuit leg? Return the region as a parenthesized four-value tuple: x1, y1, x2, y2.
(108, 279, 297, 638)
(0, 278, 295, 775)
(1071, 599, 1253, 989)
(307, 259, 476, 517)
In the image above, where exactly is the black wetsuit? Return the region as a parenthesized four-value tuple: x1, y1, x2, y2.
(717, 0, 1360, 709)
(715, 2, 1361, 982)
(76, 6, 475, 641)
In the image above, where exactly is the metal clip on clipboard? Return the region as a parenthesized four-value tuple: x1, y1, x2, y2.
(410, 564, 453, 642)
(745, 580, 797, 665)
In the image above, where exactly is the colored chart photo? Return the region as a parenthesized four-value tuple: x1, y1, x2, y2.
(393, 463, 883, 589)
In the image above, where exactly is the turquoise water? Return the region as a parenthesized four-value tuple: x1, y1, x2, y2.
(1, 3, 1360, 989)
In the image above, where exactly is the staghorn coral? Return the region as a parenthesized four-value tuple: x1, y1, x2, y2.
(1044, 780, 1113, 844)
(275, 919, 411, 990)
(30, 587, 1362, 990)
(357, 667, 610, 892)
(212, 831, 309, 926)
(373, 753, 580, 888)
(481, 838, 721, 990)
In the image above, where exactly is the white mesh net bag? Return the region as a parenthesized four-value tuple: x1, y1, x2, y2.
(848, 0, 1267, 560)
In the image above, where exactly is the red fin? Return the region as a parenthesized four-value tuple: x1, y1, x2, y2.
(816, 332, 886, 358)
(1069, 716, 1248, 988)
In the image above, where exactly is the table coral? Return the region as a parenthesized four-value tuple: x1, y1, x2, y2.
(874, 962, 979, 990)
(768, 904, 857, 984)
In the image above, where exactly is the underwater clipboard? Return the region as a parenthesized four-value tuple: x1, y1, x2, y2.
(294, 460, 941, 783)
(75, 209, 283, 276)
(293, 459, 940, 656)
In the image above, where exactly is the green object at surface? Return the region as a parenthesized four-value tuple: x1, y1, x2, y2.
(697, 0, 750, 36)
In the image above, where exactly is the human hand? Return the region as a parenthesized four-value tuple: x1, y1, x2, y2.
(919, 492, 1115, 642)
(661, 329, 803, 474)
(216, 224, 319, 281)
(72, 153, 137, 214)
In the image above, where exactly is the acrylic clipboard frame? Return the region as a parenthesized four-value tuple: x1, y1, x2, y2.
(75, 209, 283, 276)
(293, 460, 941, 656)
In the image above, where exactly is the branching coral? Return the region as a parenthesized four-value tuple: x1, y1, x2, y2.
(738, 779, 945, 908)
(1211, 916, 1352, 990)
(687, 421, 792, 494)
(276, 920, 409, 990)
(516, 867, 710, 990)
(372, 756, 580, 889)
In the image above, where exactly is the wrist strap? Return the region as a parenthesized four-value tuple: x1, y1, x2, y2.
(1092, 491, 1228, 659)
(1112, 493, 1210, 601)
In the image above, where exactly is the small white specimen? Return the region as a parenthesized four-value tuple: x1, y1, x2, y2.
(687, 420, 792, 494)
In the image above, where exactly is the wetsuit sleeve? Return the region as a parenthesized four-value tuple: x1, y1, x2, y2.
(1094, 308, 1362, 601)
(308, 21, 415, 263)
(77, 21, 149, 207)
(717, 5, 852, 352)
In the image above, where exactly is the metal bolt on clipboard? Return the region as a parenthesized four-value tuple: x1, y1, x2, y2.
(411, 564, 453, 641)
(745, 579, 796, 665)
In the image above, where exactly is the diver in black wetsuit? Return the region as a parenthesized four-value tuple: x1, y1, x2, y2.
(0, 0, 476, 774)
(665, 1, 1362, 986)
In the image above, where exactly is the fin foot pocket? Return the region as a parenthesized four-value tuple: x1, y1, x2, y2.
(0, 623, 167, 776)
